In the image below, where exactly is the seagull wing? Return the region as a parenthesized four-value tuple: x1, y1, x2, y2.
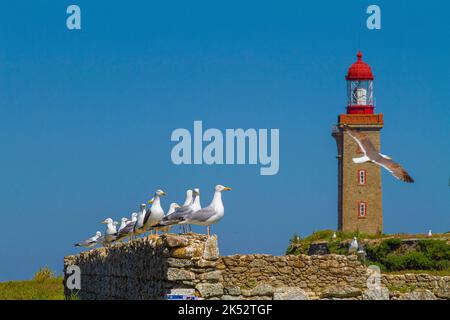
(373, 157, 414, 183)
(143, 209, 152, 226)
(185, 206, 216, 224)
(344, 126, 371, 156)
(154, 206, 193, 227)
(165, 205, 192, 220)
(74, 237, 96, 247)
(117, 221, 136, 238)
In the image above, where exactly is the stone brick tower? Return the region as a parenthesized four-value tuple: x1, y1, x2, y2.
(332, 51, 383, 235)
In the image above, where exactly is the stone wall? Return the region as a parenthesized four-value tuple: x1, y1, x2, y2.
(64, 234, 450, 300)
(64, 234, 221, 300)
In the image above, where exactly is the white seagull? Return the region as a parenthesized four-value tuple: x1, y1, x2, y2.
(116, 212, 138, 241)
(157, 188, 200, 230)
(100, 218, 118, 246)
(349, 237, 358, 254)
(143, 189, 166, 233)
(183, 189, 193, 207)
(153, 202, 181, 233)
(134, 203, 148, 236)
(191, 188, 202, 212)
(74, 231, 102, 248)
(118, 217, 129, 232)
(427, 230, 432, 237)
(180, 189, 193, 233)
(182, 184, 231, 236)
(332, 232, 337, 240)
(343, 125, 414, 183)
(186, 188, 201, 233)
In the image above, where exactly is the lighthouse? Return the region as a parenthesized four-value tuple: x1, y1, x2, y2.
(332, 51, 384, 235)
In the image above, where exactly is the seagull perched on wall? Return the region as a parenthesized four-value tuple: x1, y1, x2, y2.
(183, 190, 193, 207)
(155, 188, 200, 231)
(186, 188, 201, 233)
(116, 212, 138, 241)
(74, 231, 102, 248)
(181, 184, 231, 237)
(143, 189, 166, 233)
(179, 189, 193, 233)
(134, 203, 149, 236)
(100, 218, 118, 246)
(343, 125, 414, 183)
(349, 237, 358, 254)
(153, 203, 181, 233)
(118, 217, 129, 233)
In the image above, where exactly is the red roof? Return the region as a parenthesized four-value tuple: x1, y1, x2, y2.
(346, 51, 374, 80)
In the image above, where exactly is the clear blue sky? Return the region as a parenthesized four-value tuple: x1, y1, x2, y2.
(0, 1, 449, 281)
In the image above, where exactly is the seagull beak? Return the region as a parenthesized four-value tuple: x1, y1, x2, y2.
(148, 199, 154, 204)
(224, 187, 232, 191)
(161, 192, 166, 196)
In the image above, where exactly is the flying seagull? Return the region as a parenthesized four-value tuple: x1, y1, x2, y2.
(181, 184, 231, 237)
(74, 231, 102, 248)
(343, 125, 414, 183)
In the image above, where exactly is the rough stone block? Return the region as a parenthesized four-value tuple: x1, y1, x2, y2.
(198, 271, 223, 281)
(203, 235, 219, 260)
(166, 268, 196, 281)
(167, 258, 194, 268)
(195, 283, 224, 298)
(362, 287, 390, 300)
(273, 287, 308, 300)
(164, 235, 189, 248)
(224, 286, 241, 296)
(320, 285, 362, 299)
(399, 289, 437, 300)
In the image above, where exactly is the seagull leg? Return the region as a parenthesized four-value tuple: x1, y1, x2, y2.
(207, 226, 210, 237)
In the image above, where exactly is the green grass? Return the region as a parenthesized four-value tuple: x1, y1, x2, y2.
(0, 267, 65, 300)
(286, 229, 381, 255)
(0, 278, 65, 300)
(286, 231, 450, 275)
(365, 239, 450, 272)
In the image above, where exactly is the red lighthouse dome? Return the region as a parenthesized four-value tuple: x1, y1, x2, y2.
(345, 51, 374, 114)
(346, 51, 374, 80)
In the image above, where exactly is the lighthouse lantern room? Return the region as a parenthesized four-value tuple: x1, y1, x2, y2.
(346, 51, 374, 114)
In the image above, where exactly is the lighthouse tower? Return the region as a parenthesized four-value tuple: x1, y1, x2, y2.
(332, 51, 384, 235)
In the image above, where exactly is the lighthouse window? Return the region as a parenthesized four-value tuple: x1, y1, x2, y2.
(358, 202, 367, 218)
(358, 169, 366, 185)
